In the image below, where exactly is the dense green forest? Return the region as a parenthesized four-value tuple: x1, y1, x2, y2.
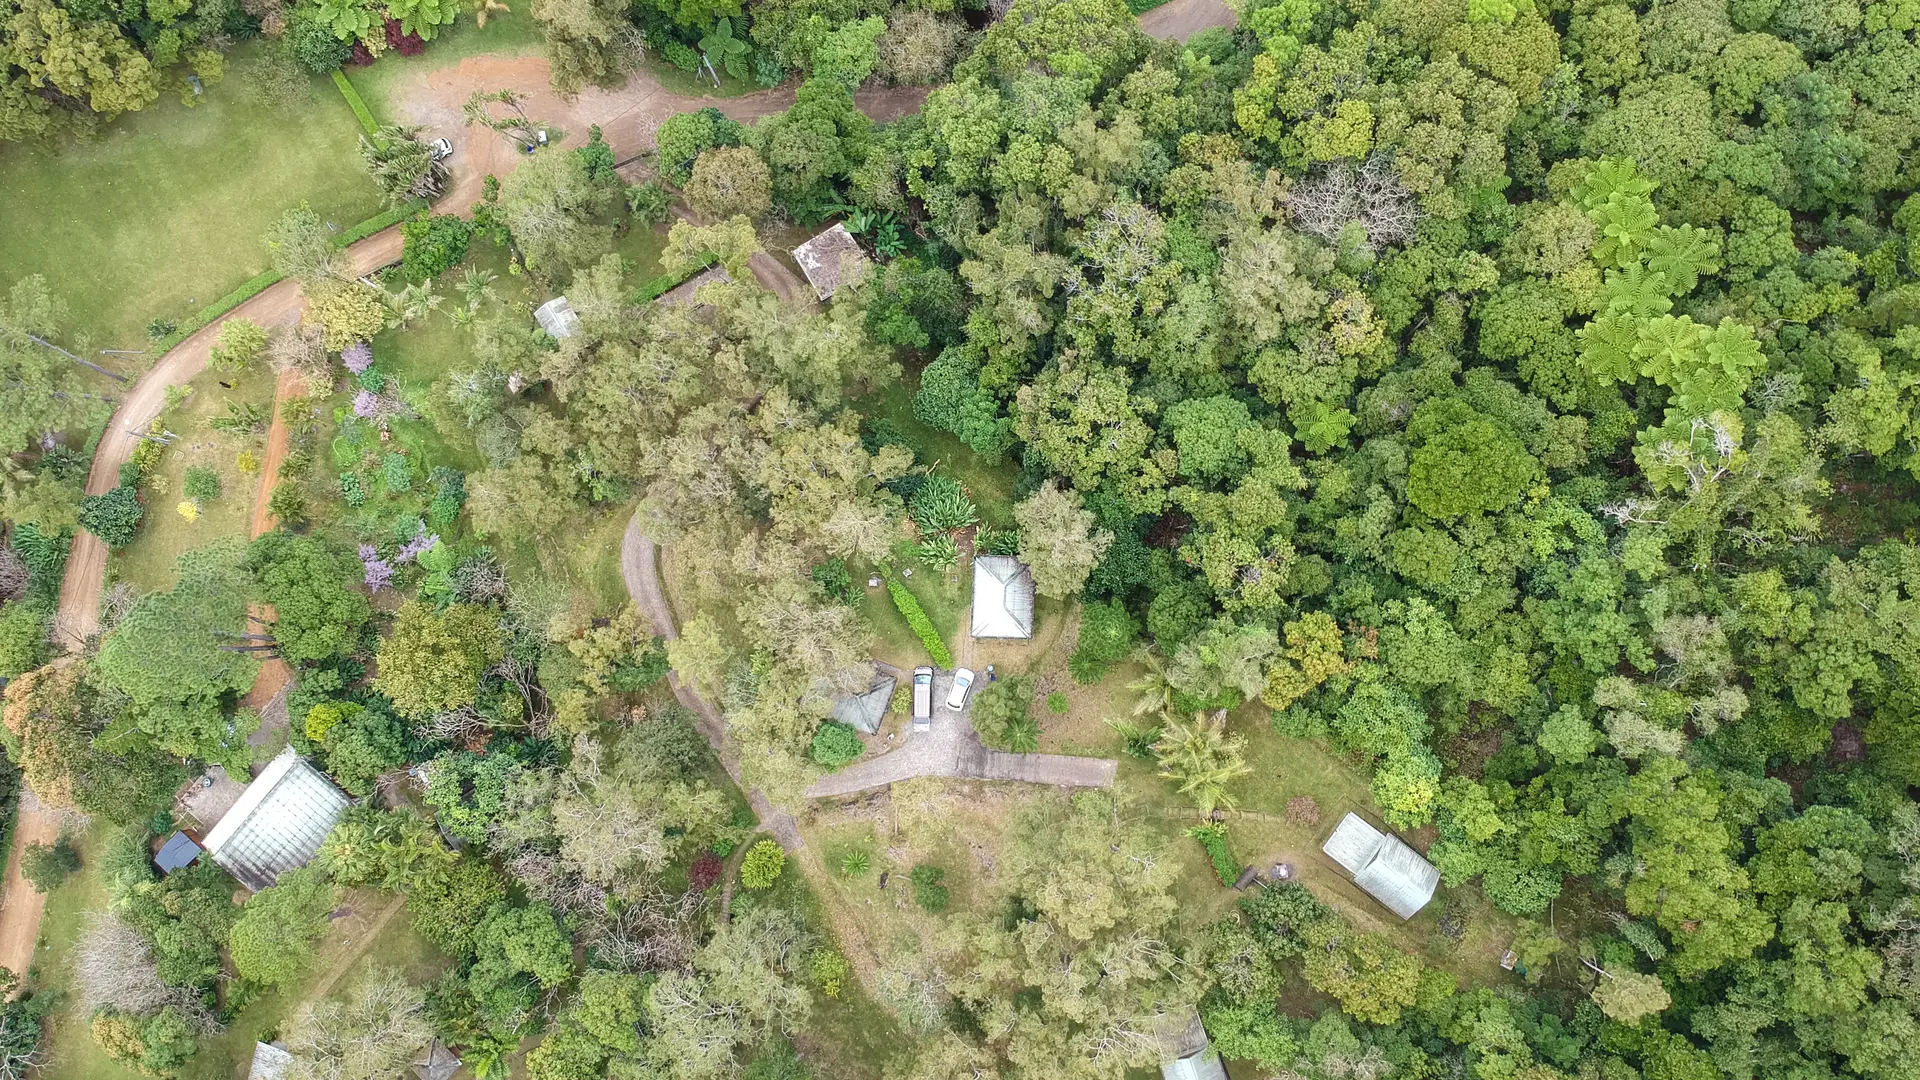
(5, 0, 1920, 1077)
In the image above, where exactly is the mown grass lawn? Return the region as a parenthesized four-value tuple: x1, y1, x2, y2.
(0, 40, 380, 354)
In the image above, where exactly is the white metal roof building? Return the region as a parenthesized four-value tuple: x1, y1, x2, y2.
(970, 556, 1035, 639)
(791, 222, 869, 300)
(1159, 1010, 1229, 1080)
(201, 748, 352, 892)
(534, 296, 581, 338)
(1322, 811, 1441, 919)
(248, 1042, 292, 1080)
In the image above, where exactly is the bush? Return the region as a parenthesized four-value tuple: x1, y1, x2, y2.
(182, 466, 221, 503)
(1187, 823, 1239, 885)
(80, 486, 143, 548)
(914, 350, 1014, 461)
(655, 107, 744, 184)
(339, 471, 369, 507)
(334, 200, 427, 247)
(810, 948, 851, 998)
(1047, 691, 1069, 714)
(885, 577, 952, 667)
(208, 317, 268, 371)
(267, 481, 308, 526)
(147, 271, 285, 355)
(399, 214, 475, 280)
(632, 251, 717, 303)
(663, 40, 700, 73)
(909, 863, 949, 912)
(21, 836, 79, 892)
(740, 840, 785, 889)
(971, 676, 1037, 750)
(381, 452, 413, 494)
(686, 146, 773, 221)
(811, 558, 859, 604)
(839, 849, 870, 877)
(810, 721, 864, 769)
(626, 181, 674, 224)
(288, 14, 352, 73)
(1068, 599, 1139, 684)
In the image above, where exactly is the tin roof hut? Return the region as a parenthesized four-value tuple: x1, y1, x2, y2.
(1321, 811, 1441, 919)
(791, 223, 868, 301)
(830, 672, 896, 735)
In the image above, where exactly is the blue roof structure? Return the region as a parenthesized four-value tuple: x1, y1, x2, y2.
(154, 830, 202, 874)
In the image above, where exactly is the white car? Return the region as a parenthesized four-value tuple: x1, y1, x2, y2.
(946, 667, 975, 711)
(429, 137, 454, 161)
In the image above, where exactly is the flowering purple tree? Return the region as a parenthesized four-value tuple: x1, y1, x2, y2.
(398, 531, 441, 563)
(352, 389, 413, 425)
(341, 343, 374, 374)
(359, 544, 395, 592)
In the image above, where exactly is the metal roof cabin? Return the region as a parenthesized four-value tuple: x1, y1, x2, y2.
(791, 223, 869, 301)
(970, 556, 1035, 639)
(1158, 1009, 1229, 1080)
(534, 296, 581, 338)
(154, 830, 202, 875)
(200, 748, 352, 892)
(829, 672, 896, 735)
(248, 1042, 293, 1080)
(412, 1040, 462, 1080)
(1322, 811, 1441, 919)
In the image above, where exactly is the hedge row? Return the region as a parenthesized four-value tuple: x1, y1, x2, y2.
(1187, 824, 1239, 886)
(332, 69, 379, 136)
(147, 200, 425, 356)
(886, 577, 953, 668)
(148, 270, 284, 354)
(335, 198, 428, 248)
(633, 251, 719, 304)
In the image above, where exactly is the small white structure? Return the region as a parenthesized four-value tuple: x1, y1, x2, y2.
(202, 748, 352, 892)
(971, 556, 1035, 640)
(1322, 811, 1441, 919)
(791, 223, 869, 301)
(248, 1042, 293, 1080)
(534, 295, 581, 338)
(1159, 1010, 1229, 1080)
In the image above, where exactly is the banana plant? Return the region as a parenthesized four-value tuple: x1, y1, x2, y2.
(699, 17, 751, 81)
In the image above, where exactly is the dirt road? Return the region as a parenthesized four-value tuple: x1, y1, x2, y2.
(0, 791, 64, 987)
(1139, 0, 1238, 38)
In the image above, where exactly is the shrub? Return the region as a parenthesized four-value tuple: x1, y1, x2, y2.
(1047, 691, 1069, 714)
(655, 107, 745, 184)
(1187, 823, 1239, 885)
(381, 452, 413, 494)
(288, 14, 352, 72)
(626, 181, 674, 224)
(971, 676, 1035, 750)
(334, 200, 427, 247)
(686, 146, 773, 221)
(1069, 599, 1139, 684)
(209, 317, 268, 371)
(339, 471, 369, 507)
(689, 852, 724, 891)
(21, 836, 79, 892)
(740, 840, 785, 889)
(811, 558, 859, 604)
(267, 481, 308, 526)
(915, 534, 957, 570)
(80, 486, 143, 548)
(810, 721, 864, 769)
(908, 475, 977, 532)
(839, 849, 870, 877)
(182, 466, 221, 503)
(663, 40, 700, 74)
(810, 948, 851, 998)
(909, 864, 949, 912)
(399, 214, 475, 280)
(914, 350, 1013, 460)
(885, 577, 952, 667)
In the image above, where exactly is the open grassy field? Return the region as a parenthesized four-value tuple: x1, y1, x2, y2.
(0, 41, 380, 355)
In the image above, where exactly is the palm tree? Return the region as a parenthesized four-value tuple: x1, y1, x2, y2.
(458, 267, 498, 311)
(1153, 711, 1252, 818)
(1126, 648, 1177, 719)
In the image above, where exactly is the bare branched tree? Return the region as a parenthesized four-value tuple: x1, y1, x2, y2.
(0, 547, 26, 603)
(72, 914, 218, 1033)
(266, 321, 332, 394)
(583, 884, 706, 974)
(284, 965, 431, 1080)
(1287, 153, 1419, 251)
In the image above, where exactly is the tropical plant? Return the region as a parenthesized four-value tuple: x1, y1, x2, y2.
(916, 534, 958, 570)
(1105, 717, 1163, 759)
(1125, 650, 1176, 718)
(1153, 712, 1253, 817)
(387, 0, 460, 39)
(908, 475, 976, 533)
(698, 18, 751, 81)
(839, 850, 870, 878)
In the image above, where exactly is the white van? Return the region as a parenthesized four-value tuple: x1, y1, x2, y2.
(912, 668, 934, 731)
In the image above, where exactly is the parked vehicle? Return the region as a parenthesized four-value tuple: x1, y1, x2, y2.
(429, 137, 454, 160)
(912, 667, 933, 730)
(947, 667, 975, 711)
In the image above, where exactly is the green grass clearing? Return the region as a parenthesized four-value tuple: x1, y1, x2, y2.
(107, 362, 278, 592)
(0, 39, 380, 354)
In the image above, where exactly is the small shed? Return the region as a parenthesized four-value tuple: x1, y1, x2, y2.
(1322, 811, 1440, 919)
(201, 748, 352, 892)
(248, 1042, 292, 1080)
(1158, 1009, 1229, 1080)
(412, 1039, 461, 1080)
(154, 830, 202, 875)
(534, 296, 581, 338)
(791, 223, 869, 301)
(971, 556, 1035, 640)
(830, 673, 897, 735)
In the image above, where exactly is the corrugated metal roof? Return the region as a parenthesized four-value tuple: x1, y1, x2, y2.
(971, 556, 1034, 639)
(1162, 1053, 1229, 1080)
(830, 675, 896, 735)
(154, 830, 202, 874)
(791, 223, 868, 300)
(1321, 811, 1439, 919)
(534, 296, 581, 338)
(203, 749, 351, 892)
(249, 1042, 292, 1080)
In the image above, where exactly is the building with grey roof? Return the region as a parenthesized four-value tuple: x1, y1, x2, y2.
(534, 295, 581, 338)
(1322, 811, 1441, 919)
(791, 223, 868, 301)
(201, 748, 352, 892)
(971, 556, 1035, 639)
(830, 672, 896, 735)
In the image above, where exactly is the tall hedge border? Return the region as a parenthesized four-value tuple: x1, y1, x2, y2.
(886, 576, 953, 668)
(332, 69, 379, 136)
